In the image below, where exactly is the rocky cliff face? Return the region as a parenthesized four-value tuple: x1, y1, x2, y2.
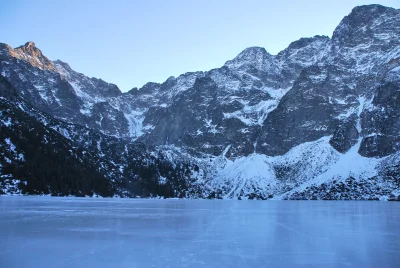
(0, 77, 198, 197)
(0, 4, 399, 199)
(260, 5, 400, 158)
(0, 42, 127, 137)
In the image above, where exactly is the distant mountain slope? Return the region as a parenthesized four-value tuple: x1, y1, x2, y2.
(0, 76, 198, 197)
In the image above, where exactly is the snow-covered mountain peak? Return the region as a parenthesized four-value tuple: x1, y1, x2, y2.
(224, 46, 276, 72)
(332, 4, 399, 48)
(346, 4, 394, 24)
(53, 59, 73, 72)
(284, 35, 330, 52)
(276, 35, 331, 72)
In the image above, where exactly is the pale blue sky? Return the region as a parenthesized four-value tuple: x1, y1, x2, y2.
(1, 0, 399, 92)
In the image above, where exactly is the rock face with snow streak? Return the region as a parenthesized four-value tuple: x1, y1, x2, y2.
(0, 4, 400, 199)
(140, 36, 333, 156)
(259, 5, 400, 158)
(0, 78, 198, 197)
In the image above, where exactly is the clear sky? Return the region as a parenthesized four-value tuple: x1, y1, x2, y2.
(1, 0, 399, 92)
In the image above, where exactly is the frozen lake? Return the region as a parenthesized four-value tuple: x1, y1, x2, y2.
(0, 197, 399, 267)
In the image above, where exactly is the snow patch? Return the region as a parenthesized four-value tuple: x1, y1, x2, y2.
(124, 110, 147, 139)
(4, 138, 16, 152)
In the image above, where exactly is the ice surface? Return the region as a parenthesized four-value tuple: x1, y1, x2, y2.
(0, 197, 399, 268)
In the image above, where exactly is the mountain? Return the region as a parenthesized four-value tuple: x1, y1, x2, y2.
(0, 4, 399, 200)
(0, 77, 199, 197)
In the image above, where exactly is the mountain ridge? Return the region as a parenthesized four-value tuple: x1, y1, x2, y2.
(0, 4, 399, 200)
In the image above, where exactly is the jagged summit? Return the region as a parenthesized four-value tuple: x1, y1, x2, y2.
(236, 46, 269, 56)
(338, 4, 395, 29)
(350, 4, 393, 16)
(332, 4, 399, 46)
(283, 35, 330, 52)
(53, 59, 72, 70)
(17, 41, 36, 49)
(14, 41, 38, 53)
(10, 41, 57, 71)
(15, 41, 46, 59)
(224, 46, 274, 71)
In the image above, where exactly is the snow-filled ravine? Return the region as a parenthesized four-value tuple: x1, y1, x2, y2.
(1, 197, 399, 267)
